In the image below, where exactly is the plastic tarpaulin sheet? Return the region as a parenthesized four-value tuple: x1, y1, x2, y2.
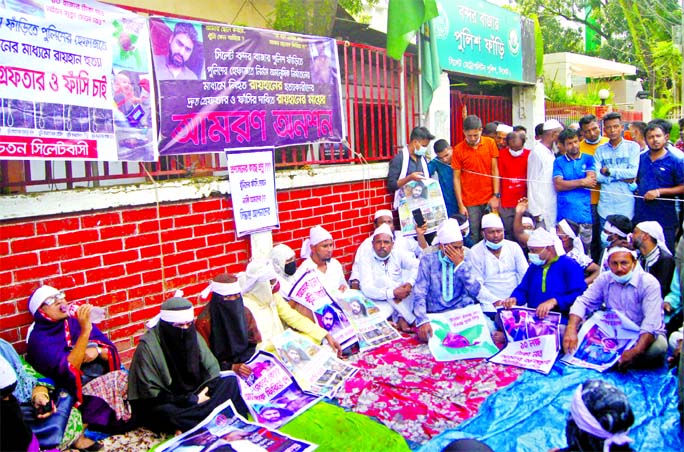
(418, 363, 683, 452)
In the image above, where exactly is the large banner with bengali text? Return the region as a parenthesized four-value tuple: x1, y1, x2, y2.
(150, 17, 344, 154)
(0, 0, 157, 161)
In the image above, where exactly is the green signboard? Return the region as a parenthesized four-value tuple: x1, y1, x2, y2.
(433, 0, 523, 82)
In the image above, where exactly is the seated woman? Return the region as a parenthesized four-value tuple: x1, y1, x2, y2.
(26, 285, 133, 437)
(196, 273, 261, 378)
(0, 338, 86, 451)
(270, 244, 299, 298)
(127, 297, 249, 434)
(1, 355, 39, 452)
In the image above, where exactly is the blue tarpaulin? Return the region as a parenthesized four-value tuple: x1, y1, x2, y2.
(418, 363, 682, 452)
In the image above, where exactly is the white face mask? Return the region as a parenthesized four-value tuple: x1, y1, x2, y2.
(509, 149, 524, 157)
(414, 146, 427, 157)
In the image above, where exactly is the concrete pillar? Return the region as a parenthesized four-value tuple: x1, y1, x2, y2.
(512, 80, 545, 149)
(425, 72, 452, 143)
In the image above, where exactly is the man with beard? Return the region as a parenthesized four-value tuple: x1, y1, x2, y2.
(127, 297, 249, 433)
(196, 273, 261, 379)
(297, 226, 348, 295)
(154, 22, 199, 80)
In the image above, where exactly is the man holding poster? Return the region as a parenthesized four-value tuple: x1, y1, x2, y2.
(563, 247, 668, 370)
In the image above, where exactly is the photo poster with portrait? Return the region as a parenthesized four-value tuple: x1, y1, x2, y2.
(272, 329, 358, 397)
(0, 0, 158, 162)
(336, 289, 401, 351)
(156, 399, 317, 452)
(427, 304, 499, 361)
(226, 148, 278, 237)
(149, 16, 344, 155)
(397, 178, 448, 237)
(488, 307, 561, 375)
(560, 309, 639, 372)
(237, 350, 321, 430)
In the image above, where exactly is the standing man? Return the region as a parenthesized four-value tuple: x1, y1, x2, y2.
(634, 122, 684, 252)
(498, 131, 530, 240)
(594, 112, 640, 227)
(452, 115, 501, 243)
(154, 22, 200, 80)
(528, 119, 563, 230)
(428, 139, 458, 217)
(494, 124, 513, 151)
(387, 126, 435, 204)
(553, 128, 596, 254)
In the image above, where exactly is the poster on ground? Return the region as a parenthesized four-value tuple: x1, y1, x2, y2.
(226, 148, 278, 237)
(427, 304, 498, 361)
(560, 309, 640, 372)
(488, 307, 561, 375)
(397, 178, 448, 237)
(336, 290, 401, 351)
(156, 399, 317, 452)
(272, 329, 358, 397)
(149, 16, 344, 155)
(238, 350, 321, 429)
(0, 0, 157, 161)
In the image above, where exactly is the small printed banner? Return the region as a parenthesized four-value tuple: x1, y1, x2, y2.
(226, 148, 278, 237)
(560, 310, 640, 372)
(0, 0, 157, 161)
(272, 329, 358, 397)
(156, 399, 317, 452)
(427, 304, 498, 361)
(150, 16, 344, 154)
(397, 178, 448, 237)
(238, 350, 321, 429)
(336, 290, 401, 351)
(488, 307, 561, 375)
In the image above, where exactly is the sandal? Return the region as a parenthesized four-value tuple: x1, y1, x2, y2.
(68, 440, 104, 452)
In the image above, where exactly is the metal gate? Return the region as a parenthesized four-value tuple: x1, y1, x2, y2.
(450, 91, 512, 144)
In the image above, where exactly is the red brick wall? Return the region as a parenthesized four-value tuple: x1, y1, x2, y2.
(0, 179, 390, 363)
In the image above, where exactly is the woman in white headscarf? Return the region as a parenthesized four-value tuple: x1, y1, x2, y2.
(270, 244, 298, 298)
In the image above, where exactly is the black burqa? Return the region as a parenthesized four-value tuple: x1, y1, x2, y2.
(208, 294, 255, 370)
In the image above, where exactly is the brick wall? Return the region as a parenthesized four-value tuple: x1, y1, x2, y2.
(0, 179, 390, 363)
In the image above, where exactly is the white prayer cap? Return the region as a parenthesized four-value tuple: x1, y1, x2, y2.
(372, 223, 394, 241)
(0, 355, 16, 391)
(433, 219, 463, 245)
(241, 259, 278, 294)
(301, 226, 333, 259)
(606, 246, 637, 260)
(522, 217, 534, 228)
(374, 209, 393, 221)
(543, 119, 564, 131)
(527, 228, 556, 247)
(28, 285, 61, 316)
(558, 219, 583, 255)
(496, 124, 513, 134)
(481, 213, 503, 230)
(635, 221, 671, 254)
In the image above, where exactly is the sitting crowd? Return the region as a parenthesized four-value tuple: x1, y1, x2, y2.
(2, 113, 683, 452)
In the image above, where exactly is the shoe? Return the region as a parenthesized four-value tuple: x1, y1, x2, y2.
(69, 440, 104, 452)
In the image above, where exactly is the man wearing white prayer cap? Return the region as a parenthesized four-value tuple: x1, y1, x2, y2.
(468, 213, 528, 321)
(412, 218, 482, 342)
(356, 223, 419, 333)
(495, 123, 513, 150)
(632, 221, 675, 298)
(349, 209, 426, 289)
(564, 246, 668, 370)
(527, 118, 564, 231)
(498, 228, 586, 321)
(298, 226, 348, 294)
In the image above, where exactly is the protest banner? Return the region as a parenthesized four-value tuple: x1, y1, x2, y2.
(488, 307, 561, 375)
(149, 17, 344, 154)
(336, 290, 401, 351)
(226, 148, 278, 237)
(272, 329, 358, 397)
(238, 351, 321, 429)
(396, 178, 448, 237)
(0, 0, 157, 161)
(427, 304, 499, 361)
(157, 399, 317, 452)
(560, 310, 640, 372)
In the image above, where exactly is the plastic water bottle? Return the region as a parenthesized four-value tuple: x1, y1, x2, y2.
(66, 303, 106, 324)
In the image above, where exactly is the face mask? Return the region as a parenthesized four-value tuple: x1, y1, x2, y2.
(414, 146, 427, 157)
(374, 251, 391, 261)
(271, 280, 281, 294)
(485, 240, 503, 250)
(528, 253, 546, 266)
(628, 182, 638, 192)
(284, 261, 297, 276)
(509, 149, 524, 157)
(610, 270, 633, 284)
(584, 136, 601, 145)
(523, 229, 532, 236)
(600, 231, 611, 248)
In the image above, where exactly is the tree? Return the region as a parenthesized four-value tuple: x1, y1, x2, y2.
(270, 0, 379, 36)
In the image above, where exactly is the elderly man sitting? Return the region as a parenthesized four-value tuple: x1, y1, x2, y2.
(298, 226, 348, 294)
(497, 228, 587, 321)
(357, 223, 419, 332)
(563, 247, 668, 370)
(468, 213, 528, 321)
(413, 218, 481, 342)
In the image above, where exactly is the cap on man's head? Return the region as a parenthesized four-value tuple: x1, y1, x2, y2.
(527, 228, 556, 247)
(374, 209, 393, 221)
(496, 124, 513, 134)
(481, 213, 503, 230)
(433, 218, 463, 245)
(28, 285, 61, 315)
(543, 119, 564, 131)
(301, 226, 333, 258)
(372, 223, 394, 241)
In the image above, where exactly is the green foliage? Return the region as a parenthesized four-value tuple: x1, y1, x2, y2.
(270, 0, 378, 34)
(544, 79, 607, 106)
(531, 13, 544, 77)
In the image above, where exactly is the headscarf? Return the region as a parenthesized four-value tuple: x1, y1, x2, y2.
(156, 297, 203, 394)
(270, 244, 296, 277)
(300, 226, 333, 259)
(521, 217, 534, 228)
(558, 219, 584, 255)
(0, 354, 17, 398)
(0, 338, 36, 403)
(604, 220, 629, 239)
(240, 259, 278, 299)
(28, 285, 61, 315)
(635, 221, 671, 255)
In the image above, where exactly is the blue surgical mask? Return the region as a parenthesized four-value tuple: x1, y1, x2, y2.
(414, 146, 427, 157)
(610, 270, 633, 284)
(485, 240, 503, 250)
(528, 253, 546, 266)
(600, 231, 611, 248)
